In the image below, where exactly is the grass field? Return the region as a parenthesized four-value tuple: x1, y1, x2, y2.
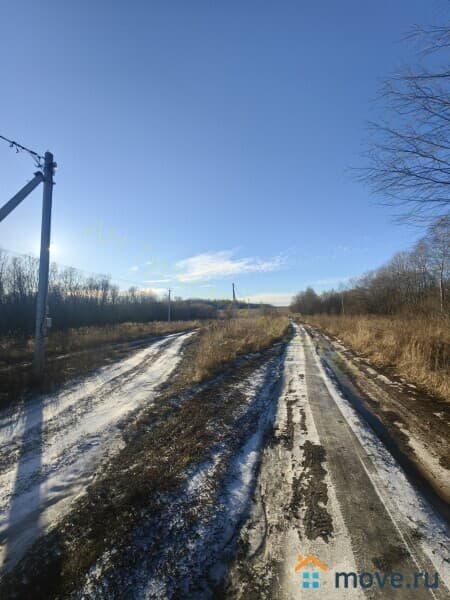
(301, 314, 450, 401)
(0, 321, 199, 405)
(0, 314, 290, 405)
(190, 314, 290, 382)
(0, 320, 200, 367)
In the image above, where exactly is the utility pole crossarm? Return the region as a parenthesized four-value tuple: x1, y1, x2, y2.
(0, 172, 44, 223)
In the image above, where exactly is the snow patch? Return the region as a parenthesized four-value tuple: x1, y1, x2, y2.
(0, 331, 193, 571)
(304, 329, 450, 588)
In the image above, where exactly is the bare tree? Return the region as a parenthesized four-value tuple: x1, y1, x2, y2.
(0, 250, 219, 336)
(362, 25, 450, 221)
(428, 214, 450, 312)
(291, 214, 449, 316)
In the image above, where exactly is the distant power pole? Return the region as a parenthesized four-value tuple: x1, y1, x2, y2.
(232, 282, 236, 306)
(33, 152, 55, 377)
(168, 288, 171, 322)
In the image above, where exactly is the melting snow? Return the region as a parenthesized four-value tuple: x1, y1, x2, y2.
(0, 331, 193, 571)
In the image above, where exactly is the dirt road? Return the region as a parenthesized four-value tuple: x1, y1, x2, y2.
(225, 325, 450, 599)
(0, 330, 193, 572)
(0, 324, 448, 599)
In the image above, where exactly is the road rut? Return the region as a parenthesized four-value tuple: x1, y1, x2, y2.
(0, 331, 193, 572)
(224, 325, 449, 599)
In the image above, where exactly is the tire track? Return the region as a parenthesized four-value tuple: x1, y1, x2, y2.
(0, 331, 193, 572)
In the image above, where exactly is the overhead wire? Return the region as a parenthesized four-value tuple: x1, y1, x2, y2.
(0, 133, 44, 168)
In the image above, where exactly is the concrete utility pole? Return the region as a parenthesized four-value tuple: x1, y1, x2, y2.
(168, 288, 171, 322)
(0, 138, 55, 381)
(232, 282, 236, 306)
(33, 152, 55, 378)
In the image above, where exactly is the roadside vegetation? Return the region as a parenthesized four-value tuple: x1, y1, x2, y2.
(1, 311, 290, 406)
(0, 320, 199, 406)
(1, 320, 199, 366)
(290, 26, 449, 403)
(0, 313, 289, 598)
(302, 314, 449, 402)
(191, 314, 290, 382)
(291, 216, 449, 401)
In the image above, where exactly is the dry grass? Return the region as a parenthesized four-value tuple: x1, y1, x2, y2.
(0, 321, 199, 366)
(47, 320, 200, 356)
(0, 316, 289, 597)
(0, 321, 199, 406)
(0, 338, 286, 599)
(302, 314, 450, 401)
(191, 315, 290, 382)
(0, 317, 289, 406)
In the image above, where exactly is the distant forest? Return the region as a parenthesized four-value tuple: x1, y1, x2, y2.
(0, 250, 258, 337)
(291, 216, 449, 316)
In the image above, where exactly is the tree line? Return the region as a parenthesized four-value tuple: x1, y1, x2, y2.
(290, 215, 449, 316)
(0, 250, 218, 337)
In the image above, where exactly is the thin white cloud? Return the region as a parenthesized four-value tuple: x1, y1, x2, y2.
(138, 287, 167, 296)
(176, 250, 285, 282)
(144, 278, 172, 283)
(245, 292, 295, 307)
(129, 265, 139, 272)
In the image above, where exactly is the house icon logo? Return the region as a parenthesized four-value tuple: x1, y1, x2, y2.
(295, 553, 327, 589)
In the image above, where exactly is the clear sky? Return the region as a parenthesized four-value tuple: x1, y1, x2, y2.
(0, 1, 447, 305)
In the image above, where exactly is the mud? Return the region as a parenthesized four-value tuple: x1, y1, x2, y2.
(290, 441, 333, 542)
(2, 324, 449, 599)
(371, 544, 410, 571)
(307, 325, 450, 517)
(0, 341, 286, 599)
(281, 395, 296, 451)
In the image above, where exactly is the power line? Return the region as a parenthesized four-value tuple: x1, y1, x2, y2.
(0, 133, 44, 167)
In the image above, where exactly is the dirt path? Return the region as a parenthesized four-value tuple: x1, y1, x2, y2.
(305, 325, 450, 508)
(0, 330, 193, 572)
(224, 325, 450, 599)
(1, 325, 448, 599)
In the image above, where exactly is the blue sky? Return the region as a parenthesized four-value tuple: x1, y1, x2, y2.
(0, 1, 446, 305)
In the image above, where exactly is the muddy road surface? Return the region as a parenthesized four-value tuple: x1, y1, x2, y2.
(0, 331, 193, 572)
(225, 325, 449, 599)
(0, 324, 448, 599)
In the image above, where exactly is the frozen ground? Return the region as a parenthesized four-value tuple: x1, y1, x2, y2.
(80, 325, 450, 599)
(224, 325, 449, 599)
(0, 324, 448, 599)
(0, 331, 193, 571)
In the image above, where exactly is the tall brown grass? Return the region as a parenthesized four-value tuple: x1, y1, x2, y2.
(0, 321, 199, 406)
(0, 317, 289, 405)
(0, 321, 199, 367)
(192, 315, 290, 382)
(303, 314, 450, 401)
